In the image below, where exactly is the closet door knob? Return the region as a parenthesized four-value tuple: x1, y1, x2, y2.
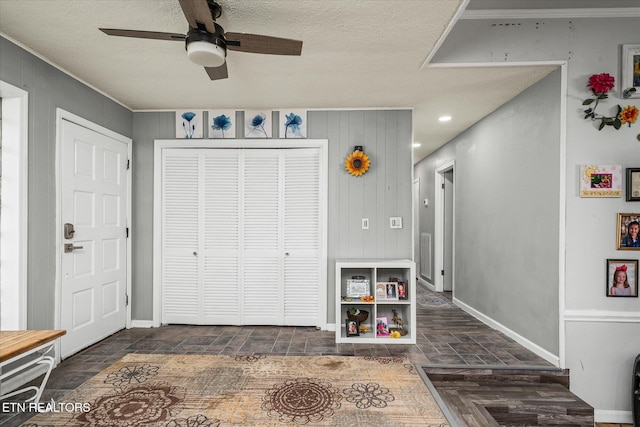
(193, 251, 197, 256)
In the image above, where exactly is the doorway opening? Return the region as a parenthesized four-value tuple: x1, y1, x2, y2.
(434, 161, 454, 294)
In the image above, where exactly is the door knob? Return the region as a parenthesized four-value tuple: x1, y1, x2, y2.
(64, 243, 84, 253)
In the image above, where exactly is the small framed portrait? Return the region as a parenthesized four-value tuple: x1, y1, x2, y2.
(397, 281, 408, 300)
(606, 259, 638, 297)
(376, 316, 389, 337)
(616, 213, 640, 250)
(627, 168, 640, 201)
(385, 282, 398, 300)
(345, 319, 360, 337)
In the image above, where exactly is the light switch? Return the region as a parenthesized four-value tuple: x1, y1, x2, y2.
(390, 217, 402, 229)
(362, 218, 369, 229)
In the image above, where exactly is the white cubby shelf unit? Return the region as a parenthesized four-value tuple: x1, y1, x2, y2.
(335, 259, 416, 344)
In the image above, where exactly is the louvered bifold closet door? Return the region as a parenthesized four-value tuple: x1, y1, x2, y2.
(162, 149, 201, 323)
(203, 150, 241, 324)
(242, 150, 283, 324)
(283, 148, 321, 326)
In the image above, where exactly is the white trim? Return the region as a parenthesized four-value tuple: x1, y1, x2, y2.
(54, 109, 132, 359)
(130, 320, 156, 328)
(455, 297, 560, 367)
(426, 60, 566, 68)
(418, 277, 436, 292)
(0, 81, 28, 330)
(594, 410, 633, 424)
(563, 309, 640, 323)
(461, 7, 640, 20)
(421, 0, 471, 68)
(433, 160, 454, 292)
(153, 139, 329, 329)
(557, 62, 568, 370)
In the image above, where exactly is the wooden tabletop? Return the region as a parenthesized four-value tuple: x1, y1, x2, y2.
(0, 330, 66, 363)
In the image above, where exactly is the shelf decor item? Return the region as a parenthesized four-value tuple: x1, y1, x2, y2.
(345, 146, 370, 176)
(376, 316, 389, 337)
(346, 308, 369, 323)
(346, 278, 369, 298)
(345, 319, 360, 337)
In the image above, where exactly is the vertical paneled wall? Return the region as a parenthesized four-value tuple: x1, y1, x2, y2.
(132, 110, 413, 322)
(0, 36, 133, 329)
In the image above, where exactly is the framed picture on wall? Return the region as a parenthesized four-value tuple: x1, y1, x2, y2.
(620, 44, 640, 99)
(627, 168, 640, 201)
(579, 165, 622, 198)
(616, 213, 640, 250)
(606, 259, 638, 297)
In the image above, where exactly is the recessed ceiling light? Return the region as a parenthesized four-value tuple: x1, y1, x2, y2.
(439, 115, 452, 122)
(412, 143, 421, 147)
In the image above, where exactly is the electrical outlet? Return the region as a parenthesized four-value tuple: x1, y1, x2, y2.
(362, 218, 369, 229)
(390, 217, 402, 229)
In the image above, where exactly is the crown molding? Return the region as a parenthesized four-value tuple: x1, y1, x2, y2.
(461, 7, 640, 19)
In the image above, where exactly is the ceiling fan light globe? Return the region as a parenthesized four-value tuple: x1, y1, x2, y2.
(187, 41, 226, 67)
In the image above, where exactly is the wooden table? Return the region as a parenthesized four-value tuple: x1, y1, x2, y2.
(0, 330, 66, 404)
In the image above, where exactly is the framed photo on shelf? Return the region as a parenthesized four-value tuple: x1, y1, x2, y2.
(346, 279, 369, 298)
(385, 282, 398, 300)
(397, 281, 408, 300)
(345, 319, 360, 336)
(616, 213, 640, 250)
(606, 259, 638, 297)
(621, 44, 640, 99)
(375, 283, 387, 300)
(376, 316, 389, 337)
(627, 168, 640, 201)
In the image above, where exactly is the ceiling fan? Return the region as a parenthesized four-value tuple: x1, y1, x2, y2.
(99, 0, 302, 80)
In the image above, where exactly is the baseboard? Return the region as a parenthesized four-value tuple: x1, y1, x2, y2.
(326, 323, 336, 332)
(594, 409, 633, 423)
(130, 320, 155, 328)
(1, 364, 49, 395)
(454, 298, 560, 367)
(418, 277, 436, 291)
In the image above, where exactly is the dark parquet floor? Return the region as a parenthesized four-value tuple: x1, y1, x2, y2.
(1, 286, 604, 426)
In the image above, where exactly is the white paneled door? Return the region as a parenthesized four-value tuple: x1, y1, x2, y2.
(60, 120, 128, 358)
(161, 147, 322, 326)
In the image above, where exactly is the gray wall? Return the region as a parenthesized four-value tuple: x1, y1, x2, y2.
(0, 36, 133, 329)
(132, 110, 414, 322)
(415, 68, 561, 354)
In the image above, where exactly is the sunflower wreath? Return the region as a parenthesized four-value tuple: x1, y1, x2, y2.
(345, 148, 370, 177)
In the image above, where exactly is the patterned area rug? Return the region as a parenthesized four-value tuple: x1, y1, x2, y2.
(24, 354, 449, 426)
(416, 283, 457, 309)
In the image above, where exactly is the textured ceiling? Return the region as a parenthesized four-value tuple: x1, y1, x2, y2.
(0, 0, 563, 162)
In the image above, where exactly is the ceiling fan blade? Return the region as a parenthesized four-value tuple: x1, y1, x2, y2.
(178, 0, 217, 33)
(225, 33, 302, 56)
(205, 63, 228, 80)
(100, 28, 185, 41)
